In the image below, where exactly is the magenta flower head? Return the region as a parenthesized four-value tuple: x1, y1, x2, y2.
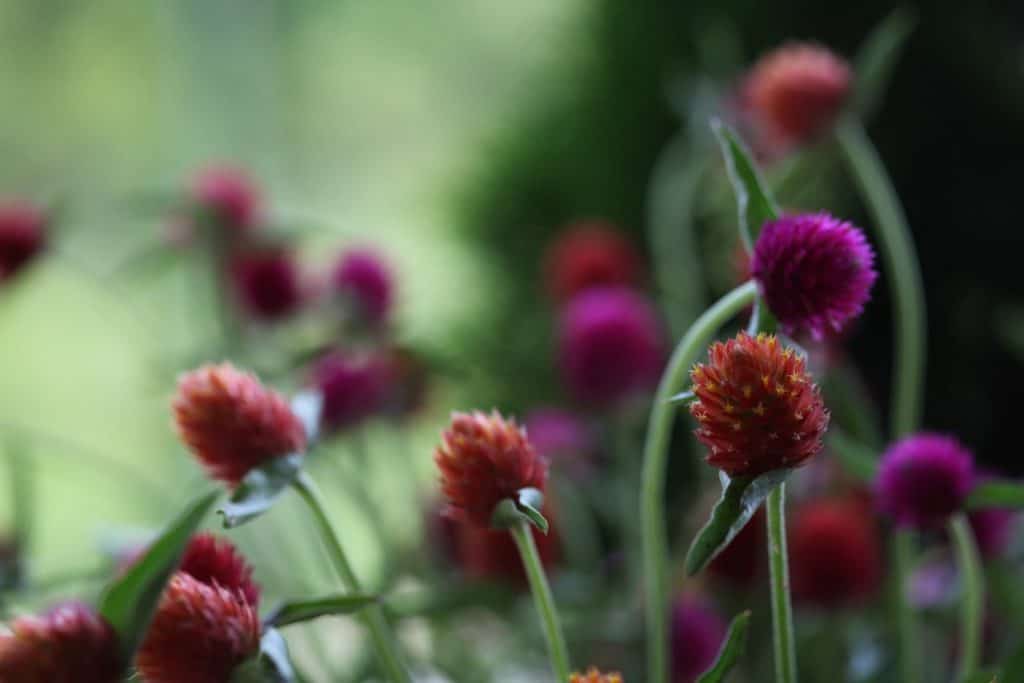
(670, 596, 727, 683)
(751, 212, 877, 339)
(311, 349, 391, 433)
(229, 247, 304, 321)
(558, 287, 664, 406)
(332, 248, 394, 325)
(0, 199, 47, 283)
(876, 433, 976, 530)
(189, 164, 263, 234)
(524, 409, 594, 470)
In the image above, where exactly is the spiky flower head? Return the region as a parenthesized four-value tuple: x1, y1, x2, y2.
(311, 350, 391, 433)
(743, 43, 851, 148)
(790, 498, 882, 607)
(558, 287, 664, 406)
(671, 596, 728, 683)
(135, 573, 260, 683)
(179, 533, 261, 607)
(435, 410, 548, 528)
(173, 363, 307, 487)
(689, 333, 829, 477)
(332, 247, 394, 325)
(544, 222, 642, 303)
(0, 602, 120, 683)
(570, 668, 624, 683)
(876, 433, 975, 530)
(189, 164, 263, 234)
(229, 247, 304, 321)
(751, 212, 877, 339)
(0, 199, 46, 283)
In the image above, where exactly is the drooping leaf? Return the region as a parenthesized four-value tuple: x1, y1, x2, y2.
(99, 490, 219, 664)
(827, 430, 879, 482)
(290, 391, 323, 445)
(231, 628, 296, 683)
(696, 610, 752, 683)
(685, 470, 789, 576)
(966, 481, 1024, 510)
(711, 120, 779, 250)
(218, 454, 304, 529)
(852, 8, 917, 118)
(265, 594, 378, 629)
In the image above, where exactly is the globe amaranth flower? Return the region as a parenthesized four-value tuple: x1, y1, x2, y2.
(544, 222, 642, 303)
(0, 199, 46, 283)
(189, 164, 263, 234)
(789, 498, 882, 607)
(311, 349, 391, 433)
(558, 287, 665, 406)
(876, 433, 975, 530)
(179, 533, 261, 606)
(689, 333, 829, 477)
(174, 363, 307, 487)
(671, 596, 727, 683)
(570, 668, 624, 683)
(229, 247, 304, 321)
(751, 212, 877, 339)
(743, 43, 851, 149)
(332, 247, 394, 325)
(435, 410, 548, 528)
(0, 602, 121, 683)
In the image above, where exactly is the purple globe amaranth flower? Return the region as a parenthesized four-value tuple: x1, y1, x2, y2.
(558, 287, 664, 406)
(751, 212, 877, 339)
(671, 596, 728, 683)
(229, 247, 304, 321)
(524, 409, 594, 473)
(876, 433, 975, 530)
(311, 350, 391, 433)
(332, 248, 394, 325)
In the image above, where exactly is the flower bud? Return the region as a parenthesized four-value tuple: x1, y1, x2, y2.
(0, 199, 46, 283)
(310, 349, 391, 433)
(229, 247, 304, 321)
(189, 164, 263, 234)
(332, 248, 394, 325)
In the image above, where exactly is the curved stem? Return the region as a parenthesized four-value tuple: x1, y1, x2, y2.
(641, 280, 758, 683)
(510, 521, 571, 681)
(890, 531, 921, 683)
(950, 514, 984, 680)
(292, 473, 411, 683)
(767, 485, 797, 683)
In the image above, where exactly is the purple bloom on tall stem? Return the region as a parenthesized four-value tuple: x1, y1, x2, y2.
(751, 212, 877, 339)
(670, 596, 727, 683)
(876, 433, 975, 530)
(332, 248, 394, 325)
(229, 247, 304, 321)
(558, 287, 664, 406)
(311, 350, 391, 433)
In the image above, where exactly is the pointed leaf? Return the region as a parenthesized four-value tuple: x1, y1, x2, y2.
(967, 481, 1024, 510)
(490, 488, 550, 534)
(265, 593, 378, 629)
(711, 120, 779, 250)
(290, 391, 323, 444)
(99, 490, 219, 664)
(696, 610, 752, 683)
(218, 454, 304, 528)
(852, 8, 917, 118)
(686, 470, 790, 575)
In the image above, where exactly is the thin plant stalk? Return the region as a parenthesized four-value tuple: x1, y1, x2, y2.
(510, 521, 571, 681)
(950, 513, 985, 680)
(292, 472, 411, 683)
(641, 279, 758, 683)
(766, 485, 797, 683)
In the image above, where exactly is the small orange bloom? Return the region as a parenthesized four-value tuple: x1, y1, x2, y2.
(570, 668, 624, 683)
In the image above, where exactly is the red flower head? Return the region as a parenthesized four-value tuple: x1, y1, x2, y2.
(789, 498, 883, 607)
(743, 43, 851, 149)
(544, 222, 642, 303)
(229, 247, 304, 321)
(179, 533, 261, 607)
(135, 573, 261, 683)
(173, 363, 307, 487)
(189, 164, 263, 234)
(689, 333, 829, 477)
(0, 199, 47, 283)
(0, 602, 120, 683)
(571, 668, 624, 683)
(435, 411, 548, 528)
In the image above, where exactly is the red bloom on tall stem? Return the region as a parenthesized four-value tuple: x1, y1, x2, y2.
(544, 222, 642, 303)
(689, 333, 829, 477)
(0, 199, 47, 283)
(173, 363, 307, 487)
(179, 533, 261, 606)
(0, 602, 121, 683)
(189, 165, 263, 234)
(435, 411, 548, 528)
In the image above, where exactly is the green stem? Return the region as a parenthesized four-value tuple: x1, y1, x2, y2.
(766, 485, 797, 683)
(890, 531, 921, 683)
(292, 472, 411, 683)
(641, 280, 758, 683)
(950, 514, 984, 680)
(510, 522, 571, 681)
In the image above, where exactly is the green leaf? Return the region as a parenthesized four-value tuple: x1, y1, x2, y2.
(696, 610, 752, 683)
(490, 488, 549, 534)
(290, 391, 323, 444)
(99, 489, 218, 665)
(711, 120, 779, 250)
(685, 470, 789, 576)
(667, 390, 695, 404)
(231, 628, 296, 683)
(265, 593, 378, 629)
(966, 481, 1024, 510)
(852, 8, 917, 118)
(826, 430, 879, 482)
(218, 454, 304, 528)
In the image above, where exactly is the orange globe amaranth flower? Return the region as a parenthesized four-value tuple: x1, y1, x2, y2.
(0, 602, 121, 683)
(136, 573, 261, 683)
(570, 668, 624, 683)
(689, 333, 829, 477)
(435, 411, 548, 528)
(173, 363, 307, 487)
